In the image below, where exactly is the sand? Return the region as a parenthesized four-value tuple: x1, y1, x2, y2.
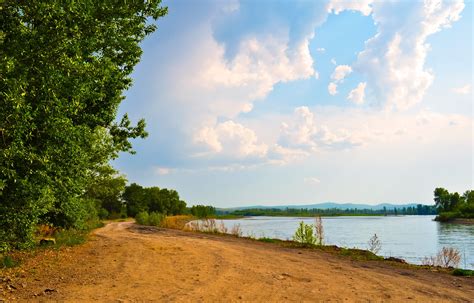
(1, 221, 473, 302)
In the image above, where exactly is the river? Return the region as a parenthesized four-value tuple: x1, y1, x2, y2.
(219, 215, 474, 269)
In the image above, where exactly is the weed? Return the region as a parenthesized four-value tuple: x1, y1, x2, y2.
(421, 247, 461, 268)
(314, 216, 324, 246)
(1, 255, 19, 268)
(54, 229, 87, 247)
(230, 224, 243, 237)
(293, 221, 316, 246)
(367, 234, 382, 254)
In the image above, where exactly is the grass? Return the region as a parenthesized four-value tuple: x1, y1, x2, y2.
(1, 255, 19, 268)
(452, 268, 474, 277)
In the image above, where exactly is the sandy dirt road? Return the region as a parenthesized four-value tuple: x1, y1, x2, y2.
(1, 221, 473, 302)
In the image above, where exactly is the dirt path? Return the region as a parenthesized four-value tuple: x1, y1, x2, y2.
(2, 222, 473, 302)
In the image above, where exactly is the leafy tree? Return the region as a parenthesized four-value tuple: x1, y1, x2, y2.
(1, 1, 167, 249)
(190, 205, 216, 218)
(434, 188, 451, 212)
(83, 164, 127, 216)
(123, 183, 148, 217)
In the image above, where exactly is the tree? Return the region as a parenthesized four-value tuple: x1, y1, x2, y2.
(83, 164, 127, 217)
(434, 188, 451, 212)
(1, 1, 167, 249)
(123, 183, 148, 218)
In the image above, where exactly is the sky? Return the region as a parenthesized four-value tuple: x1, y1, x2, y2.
(114, 0, 473, 207)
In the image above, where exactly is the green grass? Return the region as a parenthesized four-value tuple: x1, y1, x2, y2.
(257, 237, 278, 243)
(1, 255, 19, 268)
(53, 229, 88, 247)
(452, 268, 474, 276)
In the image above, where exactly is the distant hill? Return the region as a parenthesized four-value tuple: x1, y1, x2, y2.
(220, 202, 427, 211)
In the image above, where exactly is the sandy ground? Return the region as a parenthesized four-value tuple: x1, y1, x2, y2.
(1, 221, 473, 302)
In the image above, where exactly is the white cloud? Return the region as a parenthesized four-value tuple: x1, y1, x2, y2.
(347, 82, 367, 105)
(153, 167, 172, 175)
(304, 177, 321, 185)
(316, 47, 326, 53)
(194, 121, 268, 159)
(355, 1, 465, 110)
(327, 0, 373, 16)
(328, 82, 338, 95)
(452, 84, 471, 95)
(330, 58, 337, 65)
(331, 65, 352, 82)
(278, 106, 362, 152)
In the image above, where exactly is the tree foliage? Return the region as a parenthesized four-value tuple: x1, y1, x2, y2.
(0, 1, 167, 250)
(434, 187, 474, 221)
(122, 184, 187, 217)
(190, 205, 216, 218)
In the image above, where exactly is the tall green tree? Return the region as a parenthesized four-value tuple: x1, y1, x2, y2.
(434, 187, 450, 212)
(0, 1, 167, 250)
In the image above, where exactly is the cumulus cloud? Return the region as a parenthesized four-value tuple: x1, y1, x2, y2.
(331, 65, 353, 82)
(355, 0, 465, 110)
(347, 82, 367, 105)
(278, 106, 362, 152)
(194, 121, 268, 159)
(452, 84, 471, 95)
(327, 0, 373, 16)
(328, 82, 338, 95)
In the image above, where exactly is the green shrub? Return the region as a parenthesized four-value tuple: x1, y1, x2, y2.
(135, 211, 150, 225)
(148, 212, 164, 226)
(98, 208, 109, 220)
(135, 211, 164, 226)
(293, 221, 316, 246)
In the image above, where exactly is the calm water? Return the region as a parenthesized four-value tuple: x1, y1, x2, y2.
(219, 216, 474, 269)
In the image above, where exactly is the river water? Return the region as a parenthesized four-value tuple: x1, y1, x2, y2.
(219, 216, 474, 269)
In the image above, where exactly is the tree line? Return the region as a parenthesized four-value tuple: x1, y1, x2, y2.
(222, 205, 437, 217)
(434, 188, 473, 221)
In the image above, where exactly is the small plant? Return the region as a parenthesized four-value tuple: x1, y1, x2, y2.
(293, 221, 316, 246)
(367, 234, 382, 254)
(1, 255, 19, 268)
(230, 224, 243, 237)
(314, 216, 324, 246)
(421, 247, 461, 268)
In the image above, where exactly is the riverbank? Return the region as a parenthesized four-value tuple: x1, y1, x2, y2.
(1, 222, 472, 302)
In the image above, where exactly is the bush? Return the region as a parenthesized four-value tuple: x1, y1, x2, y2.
(293, 221, 316, 246)
(422, 247, 461, 268)
(135, 211, 164, 227)
(148, 212, 164, 226)
(135, 211, 150, 225)
(98, 208, 109, 220)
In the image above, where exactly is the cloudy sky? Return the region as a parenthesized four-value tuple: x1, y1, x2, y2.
(115, 0, 473, 207)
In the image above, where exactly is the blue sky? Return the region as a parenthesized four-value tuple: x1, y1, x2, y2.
(115, 0, 472, 207)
